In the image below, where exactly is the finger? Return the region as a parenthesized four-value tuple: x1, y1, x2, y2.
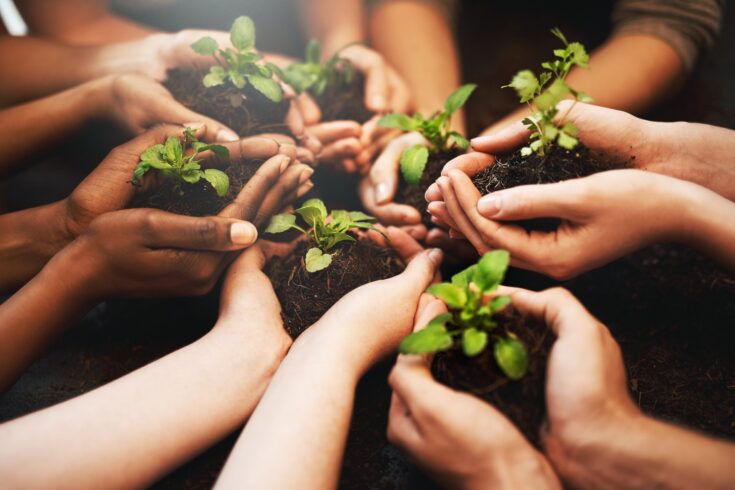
(298, 132, 323, 158)
(427, 201, 458, 230)
(285, 100, 307, 139)
(384, 226, 425, 262)
(220, 154, 290, 220)
(402, 224, 428, 241)
(510, 287, 600, 339)
(396, 247, 443, 292)
(221, 137, 280, 161)
(437, 176, 490, 255)
(387, 392, 423, 452)
(359, 178, 421, 225)
(425, 229, 479, 262)
(253, 164, 313, 226)
(308, 121, 361, 144)
(355, 128, 401, 168)
(425, 182, 442, 203)
(470, 121, 530, 153)
(441, 152, 495, 178)
(295, 92, 322, 125)
(387, 69, 412, 114)
(475, 180, 583, 221)
(253, 133, 296, 145)
(141, 211, 258, 251)
(296, 146, 316, 166)
(369, 139, 404, 204)
(319, 138, 362, 161)
(360, 115, 381, 147)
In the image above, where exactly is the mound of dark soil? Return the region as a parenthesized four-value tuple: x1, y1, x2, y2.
(314, 72, 373, 124)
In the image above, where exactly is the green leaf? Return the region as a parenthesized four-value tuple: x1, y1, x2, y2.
(400, 145, 429, 185)
(426, 283, 467, 309)
(266, 62, 286, 82)
(561, 122, 579, 137)
(534, 78, 570, 111)
(181, 169, 202, 184)
(266, 213, 297, 234)
(399, 313, 454, 354)
(305, 247, 332, 273)
(229, 69, 246, 89)
(139, 144, 168, 168)
(348, 211, 376, 222)
(487, 295, 511, 313)
(164, 136, 182, 163)
(557, 131, 578, 150)
(191, 36, 219, 56)
(450, 132, 470, 150)
(550, 27, 569, 46)
(503, 71, 538, 103)
(444, 84, 477, 115)
(306, 39, 321, 64)
(451, 264, 477, 288)
(330, 209, 350, 230)
(462, 328, 488, 357)
(230, 16, 255, 51)
(494, 337, 529, 380)
(575, 91, 593, 103)
(474, 250, 510, 292)
(203, 169, 230, 197)
(195, 143, 230, 159)
(203, 66, 226, 87)
(247, 74, 283, 102)
(378, 113, 416, 131)
(131, 162, 151, 184)
(567, 42, 589, 68)
(296, 205, 325, 227)
(323, 232, 355, 250)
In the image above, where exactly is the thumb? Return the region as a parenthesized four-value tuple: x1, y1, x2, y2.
(142, 211, 259, 251)
(395, 248, 443, 296)
(471, 120, 530, 154)
(477, 181, 582, 221)
(370, 137, 411, 204)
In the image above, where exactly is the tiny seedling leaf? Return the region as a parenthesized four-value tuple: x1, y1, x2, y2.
(504, 70, 539, 103)
(378, 113, 416, 131)
(400, 145, 429, 185)
(399, 313, 454, 354)
(230, 16, 255, 51)
(444, 84, 477, 115)
(247, 74, 283, 102)
(462, 328, 488, 357)
(191, 36, 219, 56)
(305, 247, 332, 273)
(494, 337, 529, 380)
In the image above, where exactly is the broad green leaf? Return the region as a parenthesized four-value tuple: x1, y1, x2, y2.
(399, 313, 454, 354)
(444, 84, 477, 115)
(557, 131, 578, 150)
(474, 250, 510, 292)
(247, 74, 283, 102)
(503, 71, 538, 103)
(164, 136, 182, 163)
(378, 113, 416, 131)
(140, 144, 168, 169)
(451, 264, 477, 288)
(191, 36, 219, 56)
(426, 283, 467, 309)
(323, 232, 355, 250)
(296, 205, 324, 227)
(203, 66, 226, 87)
(330, 209, 350, 230)
(229, 69, 246, 89)
(181, 168, 202, 184)
(348, 211, 376, 222)
(266, 213, 297, 234)
(494, 337, 529, 380)
(301, 198, 327, 219)
(400, 145, 429, 185)
(181, 161, 201, 173)
(203, 169, 230, 197)
(198, 143, 230, 159)
(306, 39, 321, 64)
(462, 328, 488, 357)
(230, 16, 255, 51)
(305, 247, 332, 273)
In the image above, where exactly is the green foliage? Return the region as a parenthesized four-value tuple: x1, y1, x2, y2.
(379, 84, 476, 185)
(265, 198, 380, 273)
(399, 250, 530, 380)
(191, 16, 283, 102)
(280, 39, 357, 96)
(503, 28, 591, 157)
(131, 128, 230, 197)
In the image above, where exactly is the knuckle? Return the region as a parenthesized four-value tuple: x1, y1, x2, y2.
(195, 218, 219, 247)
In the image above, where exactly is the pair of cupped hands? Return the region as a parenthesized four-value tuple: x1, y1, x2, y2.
(102, 29, 410, 174)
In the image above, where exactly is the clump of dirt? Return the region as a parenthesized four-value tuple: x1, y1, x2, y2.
(265, 239, 404, 338)
(314, 72, 373, 124)
(431, 307, 552, 447)
(165, 68, 290, 137)
(131, 156, 262, 216)
(396, 148, 462, 228)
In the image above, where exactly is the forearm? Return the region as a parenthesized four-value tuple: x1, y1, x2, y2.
(0, 201, 73, 293)
(0, 324, 285, 489)
(0, 78, 112, 175)
(216, 327, 363, 489)
(298, 0, 365, 56)
(566, 414, 735, 489)
(369, 1, 463, 130)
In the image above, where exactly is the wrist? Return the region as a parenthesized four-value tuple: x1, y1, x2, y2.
(467, 445, 560, 490)
(291, 323, 366, 380)
(39, 236, 102, 310)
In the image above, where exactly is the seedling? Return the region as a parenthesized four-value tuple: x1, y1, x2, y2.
(190, 16, 283, 102)
(379, 84, 476, 185)
(504, 28, 591, 157)
(265, 198, 380, 273)
(281, 39, 357, 96)
(131, 128, 230, 197)
(400, 250, 529, 380)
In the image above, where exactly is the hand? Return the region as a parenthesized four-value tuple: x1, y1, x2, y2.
(307, 120, 364, 172)
(103, 73, 239, 142)
(359, 132, 427, 226)
(64, 125, 311, 237)
(304, 227, 442, 375)
(387, 296, 561, 490)
(434, 168, 699, 279)
(509, 287, 640, 488)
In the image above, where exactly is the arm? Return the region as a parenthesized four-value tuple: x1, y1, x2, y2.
(510, 287, 735, 490)
(0, 245, 290, 489)
(215, 232, 441, 488)
(298, 0, 364, 55)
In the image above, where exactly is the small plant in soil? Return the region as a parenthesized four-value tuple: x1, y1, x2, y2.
(282, 39, 373, 123)
(379, 84, 477, 227)
(400, 250, 528, 379)
(265, 198, 380, 272)
(163, 16, 290, 136)
(131, 127, 230, 197)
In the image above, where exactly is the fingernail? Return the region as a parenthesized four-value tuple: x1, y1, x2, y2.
(217, 128, 239, 142)
(299, 167, 314, 184)
(230, 221, 258, 246)
(428, 248, 443, 265)
(375, 182, 391, 203)
(478, 194, 501, 216)
(371, 94, 386, 110)
(425, 185, 437, 202)
(280, 156, 292, 173)
(470, 135, 492, 147)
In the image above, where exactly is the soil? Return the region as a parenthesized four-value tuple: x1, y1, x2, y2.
(164, 68, 291, 137)
(314, 72, 373, 124)
(265, 239, 404, 338)
(432, 308, 552, 447)
(131, 156, 262, 216)
(396, 148, 462, 228)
